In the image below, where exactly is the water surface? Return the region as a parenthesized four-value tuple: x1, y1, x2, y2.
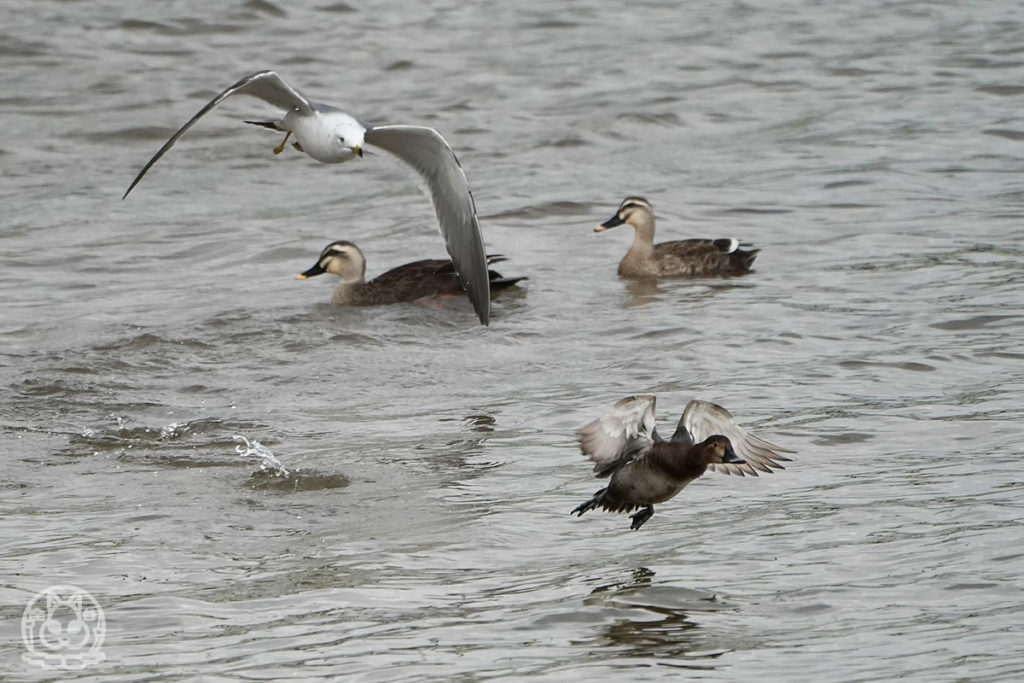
(2, 1, 1024, 680)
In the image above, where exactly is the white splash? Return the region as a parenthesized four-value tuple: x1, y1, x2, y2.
(160, 422, 184, 439)
(234, 435, 290, 477)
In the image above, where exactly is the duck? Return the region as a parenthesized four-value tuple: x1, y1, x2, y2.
(296, 240, 525, 307)
(595, 197, 759, 278)
(121, 70, 493, 325)
(571, 395, 793, 530)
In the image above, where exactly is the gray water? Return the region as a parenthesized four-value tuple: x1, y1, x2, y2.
(3, 0, 1024, 680)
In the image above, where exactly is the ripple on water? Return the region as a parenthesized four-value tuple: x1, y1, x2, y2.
(5, 1, 1024, 681)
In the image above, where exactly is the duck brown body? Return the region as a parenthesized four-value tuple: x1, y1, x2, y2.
(584, 437, 735, 515)
(297, 240, 525, 307)
(596, 197, 759, 278)
(328, 258, 518, 306)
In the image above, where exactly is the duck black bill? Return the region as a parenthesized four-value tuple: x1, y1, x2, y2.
(599, 213, 625, 229)
(299, 262, 327, 279)
(723, 447, 745, 464)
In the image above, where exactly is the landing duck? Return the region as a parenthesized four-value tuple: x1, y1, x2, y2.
(571, 395, 792, 530)
(296, 240, 525, 307)
(595, 197, 759, 278)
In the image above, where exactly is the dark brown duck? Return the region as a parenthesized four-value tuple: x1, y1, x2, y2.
(595, 197, 759, 278)
(296, 240, 525, 306)
(571, 395, 793, 530)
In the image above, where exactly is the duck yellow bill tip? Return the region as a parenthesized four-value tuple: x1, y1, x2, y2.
(594, 224, 608, 232)
(294, 274, 308, 281)
(353, 145, 363, 158)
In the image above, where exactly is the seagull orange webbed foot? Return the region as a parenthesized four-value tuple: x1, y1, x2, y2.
(273, 131, 292, 155)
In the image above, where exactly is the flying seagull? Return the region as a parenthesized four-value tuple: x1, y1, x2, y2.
(122, 70, 491, 325)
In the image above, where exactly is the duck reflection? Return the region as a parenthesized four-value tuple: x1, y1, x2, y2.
(583, 567, 733, 661)
(463, 414, 497, 433)
(424, 411, 507, 477)
(623, 279, 668, 307)
(588, 566, 659, 595)
(622, 279, 755, 309)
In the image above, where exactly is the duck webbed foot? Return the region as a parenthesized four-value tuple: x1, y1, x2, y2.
(273, 131, 292, 155)
(629, 505, 654, 530)
(571, 487, 606, 517)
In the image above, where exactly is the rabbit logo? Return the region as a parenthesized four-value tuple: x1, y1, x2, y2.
(21, 585, 106, 670)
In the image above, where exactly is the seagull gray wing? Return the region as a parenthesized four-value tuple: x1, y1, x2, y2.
(681, 399, 794, 476)
(123, 70, 313, 199)
(578, 395, 658, 478)
(364, 125, 490, 325)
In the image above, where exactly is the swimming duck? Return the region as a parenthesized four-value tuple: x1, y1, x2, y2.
(595, 197, 759, 278)
(296, 240, 525, 307)
(122, 70, 493, 325)
(571, 395, 792, 530)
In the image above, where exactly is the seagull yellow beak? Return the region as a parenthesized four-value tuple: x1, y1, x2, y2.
(353, 145, 363, 158)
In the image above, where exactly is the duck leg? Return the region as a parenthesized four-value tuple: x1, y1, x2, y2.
(629, 505, 654, 530)
(571, 487, 607, 517)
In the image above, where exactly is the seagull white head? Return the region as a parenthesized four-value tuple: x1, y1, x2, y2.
(331, 117, 365, 159)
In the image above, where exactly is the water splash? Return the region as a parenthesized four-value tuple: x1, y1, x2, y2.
(234, 435, 289, 477)
(160, 422, 186, 439)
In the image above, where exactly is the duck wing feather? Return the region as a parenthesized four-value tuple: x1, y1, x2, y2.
(578, 395, 658, 478)
(679, 399, 793, 477)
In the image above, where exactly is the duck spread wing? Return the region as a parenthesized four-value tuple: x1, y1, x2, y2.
(681, 399, 793, 476)
(124, 70, 313, 199)
(578, 395, 658, 477)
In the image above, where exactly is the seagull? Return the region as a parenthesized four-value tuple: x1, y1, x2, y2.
(122, 70, 491, 325)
